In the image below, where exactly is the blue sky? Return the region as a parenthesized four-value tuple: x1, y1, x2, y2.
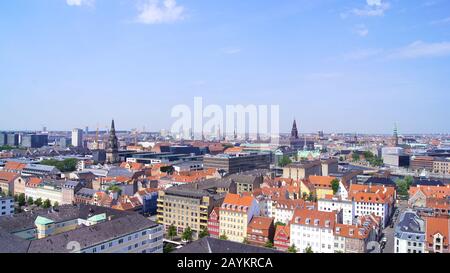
(1, 0, 450, 134)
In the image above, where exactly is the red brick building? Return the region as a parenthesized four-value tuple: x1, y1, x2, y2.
(208, 207, 220, 238)
(274, 225, 290, 251)
(246, 216, 275, 247)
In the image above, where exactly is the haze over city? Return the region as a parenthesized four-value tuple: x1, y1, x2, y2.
(1, 0, 450, 134)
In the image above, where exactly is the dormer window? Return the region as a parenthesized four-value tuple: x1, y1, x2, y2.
(349, 229, 354, 235)
(325, 220, 330, 227)
(314, 219, 319, 226)
(305, 218, 311, 224)
(336, 227, 340, 234)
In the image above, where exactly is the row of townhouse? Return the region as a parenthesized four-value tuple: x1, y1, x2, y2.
(274, 208, 381, 253)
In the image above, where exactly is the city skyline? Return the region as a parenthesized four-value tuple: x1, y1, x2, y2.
(1, 0, 450, 134)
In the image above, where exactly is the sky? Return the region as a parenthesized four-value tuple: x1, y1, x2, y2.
(1, 0, 450, 134)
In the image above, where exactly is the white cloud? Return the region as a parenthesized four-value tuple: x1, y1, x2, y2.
(222, 47, 242, 55)
(348, 0, 390, 17)
(66, 0, 94, 7)
(354, 24, 369, 37)
(388, 41, 450, 59)
(136, 0, 185, 24)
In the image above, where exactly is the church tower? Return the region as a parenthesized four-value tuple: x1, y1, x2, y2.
(393, 123, 399, 147)
(106, 119, 119, 164)
(291, 119, 299, 139)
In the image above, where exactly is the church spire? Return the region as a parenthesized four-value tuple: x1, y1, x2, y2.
(291, 119, 299, 139)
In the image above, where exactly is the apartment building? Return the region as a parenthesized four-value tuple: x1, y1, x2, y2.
(308, 176, 336, 199)
(349, 184, 396, 228)
(207, 207, 220, 238)
(274, 225, 290, 251)
(334, 214, 381, 253)
(290, 209, 336, 253)
(203, 153, 271, 174)
(394, 210, 426, 253)
(273, 199, 315, 225)
(0, 197, 14, 217)
(0, 204, 164, 253)
(318, 196, 355, 225)
(157, 181, 226, 237)
(246, 216, 275, 247)
(425, 216, 449, 253)
(219, 193, 259, 243)
(432, 159, 450, 176)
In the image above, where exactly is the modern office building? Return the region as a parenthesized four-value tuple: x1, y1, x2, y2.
(72, 128, 83, 148)
(21, 134, 48, 148)
(203, 153, 271, 174)
(6, 133, 19, 147)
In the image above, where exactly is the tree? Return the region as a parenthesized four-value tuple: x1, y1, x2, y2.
(181, 227, 193, 242)
(302, 192, 308, 200)
(304, 246, 314, 253)
(243, 238, 250, 244)
(331, 179, 340, 194)
(274, 221, 286, 228)
(163, 243, 174, 253)
(17, 193, 26, 207)
(107, 185, 122, 196)
(42, 199, 51, 209)
(27, 197, 34, 206)
(396, 176, 414, 196)
(199, 227, 209, 239)
(168, 224, 177, 240)
(278, 156, 293, 167)
(307, 193, 316, 202)
(219, 234, 228, 240)
(288, 244, 297, 253)
(352, 153, 360, 162)
(264, 241, 274, 249)
(34, 198, 42, 207)
(40, 158, 78, 172)
(53, 201, 59, 207)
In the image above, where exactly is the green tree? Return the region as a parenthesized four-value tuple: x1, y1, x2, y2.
(181, 226, 193, 242)
(396, 176, 414, 196)
(168, 224, 177, 240)
(264, 241, 274, 249)
(53, 201, 59, 207)
(331, 179, 340, 194)
(307, 193, 316, 202)
(302, 192, 308, 200)
(107, 185, 122, 195)
(40, 158, 78, 172)
(42, 199, 51, 209)
(278, 156, 293, 167)
(163, 243, 174, 253)
(17, 193, 26, 207)
(274, 221, 286, 228)
(219, 234, 228, 240)
(352, 153, 360, 162)
(304, 246, 314, 253)
(199, 227, 209, 239)
(243, 238, 250, 244)
(288, 244, 297, 253)
(34, 198, 42, 207)
(27, 197, 34, 205)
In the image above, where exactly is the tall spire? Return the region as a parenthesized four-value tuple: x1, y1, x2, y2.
(393, 123, 399, 147)
(291, 119, 299, 139)
(106, 119, 119, 164)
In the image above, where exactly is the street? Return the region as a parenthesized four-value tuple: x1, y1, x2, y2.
(381, 200, 408, 253)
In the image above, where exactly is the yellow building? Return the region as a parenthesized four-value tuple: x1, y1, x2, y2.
(219, 193, 259, 243)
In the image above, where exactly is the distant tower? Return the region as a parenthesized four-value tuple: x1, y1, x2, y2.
(106, 119, 119, 164)
(393, 123, 399, 147)
(234, 128, 237, 141)
(291, 119, 299, 139)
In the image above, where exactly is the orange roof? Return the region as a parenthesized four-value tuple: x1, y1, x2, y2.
(248, 216, 274, 233)
(291, 208, 336, 229)
(309, 176, 336, 188)
(0, 171, 19, 184)
(120, 162, 144, 171)
(222, 193, 255, 208)
(425, 216, 450, 246)
(349, 184, 395, 204)
(26, 177, 43, 187)
(409, 185, 450, 199)
(224, 147, 244, 154)
(274, 225, 290, 240)
(4, 161, 27, 171)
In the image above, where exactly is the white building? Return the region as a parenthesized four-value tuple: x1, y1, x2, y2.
(394, 210, 425, 253)
(274, 199, 315, 225)
(72, 128, 83, 148)
(318, 196, 355, 225)
(0, 197, 14, 217)
(290, 209, 336, 253)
